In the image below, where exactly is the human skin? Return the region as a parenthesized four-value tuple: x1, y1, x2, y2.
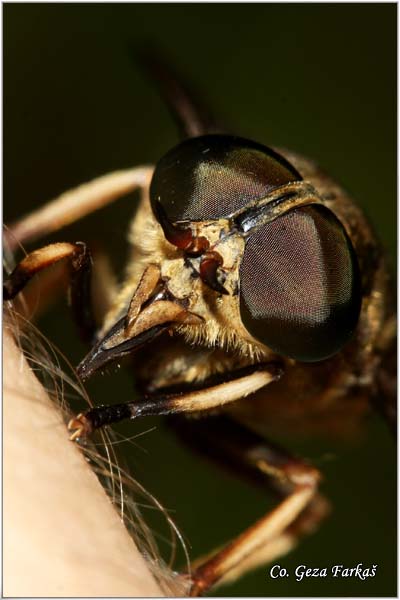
(3, 326, 164, 597)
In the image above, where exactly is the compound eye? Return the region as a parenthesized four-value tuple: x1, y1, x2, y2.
(239, 205, 362, 362)
(150, 134, 301, 223)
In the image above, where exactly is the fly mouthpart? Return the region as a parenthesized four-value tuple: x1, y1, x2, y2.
(76, 300, 203, 381)
(76, 319, 167, 381)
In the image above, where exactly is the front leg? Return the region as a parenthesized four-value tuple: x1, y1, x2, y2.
(68, 362, 283, 439)
(4, 242, 96, 343)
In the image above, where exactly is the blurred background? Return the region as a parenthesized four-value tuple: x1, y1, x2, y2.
(4, 4, 396, 596)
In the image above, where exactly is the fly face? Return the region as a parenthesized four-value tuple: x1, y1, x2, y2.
(147, 133, 362, 363)
(62, 128, 365, 412)
(76, 133, 362, 383)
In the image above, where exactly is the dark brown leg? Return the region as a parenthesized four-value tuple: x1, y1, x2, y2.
(3, 242, 96, 343)
(171, 417, 326, 596)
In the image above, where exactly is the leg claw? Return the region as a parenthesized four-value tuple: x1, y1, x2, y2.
(68, 413, 92, 441)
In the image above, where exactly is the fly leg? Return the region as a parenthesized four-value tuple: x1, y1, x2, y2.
(67, 363, 283, 439)
(5, 243, 118, 330)
(4, 166, 154, 251)
(171, 416, 326, 596)
(214, 493, 328, 589)
(4, 242, 96, 343)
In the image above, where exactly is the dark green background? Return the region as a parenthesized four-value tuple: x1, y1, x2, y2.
(4, 4, 396, 597)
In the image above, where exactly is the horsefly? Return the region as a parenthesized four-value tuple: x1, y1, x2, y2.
(4, 54, 395, 596)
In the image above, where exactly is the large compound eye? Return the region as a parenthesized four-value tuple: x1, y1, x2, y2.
(239, 205, 362, 362)
(150, 134, 301, 222)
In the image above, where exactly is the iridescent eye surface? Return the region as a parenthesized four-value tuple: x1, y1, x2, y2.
(150, 134, 301, 222)
(239, 204, 362, 362)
